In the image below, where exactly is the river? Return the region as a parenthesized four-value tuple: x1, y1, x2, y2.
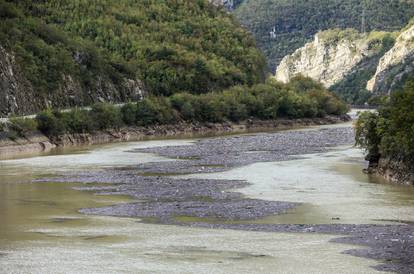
(0, 113, 413, 273)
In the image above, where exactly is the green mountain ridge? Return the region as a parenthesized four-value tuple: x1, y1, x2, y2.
(234, 0, 414, 71)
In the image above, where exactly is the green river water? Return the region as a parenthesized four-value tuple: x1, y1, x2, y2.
(0, 121, 413, 273)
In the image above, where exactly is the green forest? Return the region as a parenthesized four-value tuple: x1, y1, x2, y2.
(1, 0, 266, 98)
(234, 0, 414, 70)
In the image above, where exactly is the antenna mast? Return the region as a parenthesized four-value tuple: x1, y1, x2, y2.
(361, 0, 367, 33)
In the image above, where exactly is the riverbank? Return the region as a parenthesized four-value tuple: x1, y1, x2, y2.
(0, 115, 350, 160)
(367, 158, 414, 186)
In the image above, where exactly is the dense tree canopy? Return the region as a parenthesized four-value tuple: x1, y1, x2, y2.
(1, 0, 266, 97)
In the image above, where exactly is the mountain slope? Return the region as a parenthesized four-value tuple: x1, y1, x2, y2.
(0, 0, 266, 115)
(275, 29, 395, 103)
(367, 23, 414, 94)
(234, 0, 414, 71)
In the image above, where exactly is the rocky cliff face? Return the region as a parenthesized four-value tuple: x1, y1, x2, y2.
(209, 0, 239, 10)
(0, 46, 145, 117)
(275, 29, 389, 88)
(0, 46, 41, 116)
(367, 24, 414, 94)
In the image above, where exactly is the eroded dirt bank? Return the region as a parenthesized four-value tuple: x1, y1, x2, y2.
(0, 115, 349, 160)
(35, 122, 414, 273)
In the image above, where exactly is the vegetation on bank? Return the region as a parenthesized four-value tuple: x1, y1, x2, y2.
(356, 76, 414, 166)
(0, 0, 266, 99)
(1, 77, 348, 139)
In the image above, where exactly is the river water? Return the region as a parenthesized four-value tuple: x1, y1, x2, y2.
(0, 115, 413, 273)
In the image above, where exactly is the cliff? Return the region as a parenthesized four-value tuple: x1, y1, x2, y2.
(209, 0, 243, 10)
(0, 46, 145, 117)
(367, 24, 414, 94)
(275, 29, 392, 89)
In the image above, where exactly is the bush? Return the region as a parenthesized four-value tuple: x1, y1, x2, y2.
(0, 122, 6, 132)
(9, 117, 38, 136)
(221, 90, 249, 122)
(152, 97, 179, 124)
(136, 99, 161, 126)
(121, 103, 138, 126)
(195, 94, 224, 123)
(89, 103, 123, 130)
(170, 93, 196, 121)
(35, 110, 66, 137)
(61, 109, 93, 133)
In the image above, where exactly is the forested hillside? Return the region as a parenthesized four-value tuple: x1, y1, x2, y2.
(0, 0, 266, 116)
(234, 0, 414, 70)
(1, 0, 349, 124)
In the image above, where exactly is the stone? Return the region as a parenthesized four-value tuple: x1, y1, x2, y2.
(367, 24, 414, 94)
(275, 29, 389, 88)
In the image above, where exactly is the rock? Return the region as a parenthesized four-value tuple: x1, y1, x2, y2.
(0, 46, 41, 116)
(209, 0, 236, 10)
(0, 45, 147, 117)
(373, 157, 414, 186)
(367, 23, 414, 94)
(275, 29, 392, 88)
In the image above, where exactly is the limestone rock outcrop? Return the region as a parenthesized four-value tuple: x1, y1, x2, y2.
(367, 24, 414, 94)
(275, 29, 391, 88)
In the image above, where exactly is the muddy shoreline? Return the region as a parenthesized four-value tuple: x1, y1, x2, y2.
(0, 115, 349, 160)
(34, 121, 414, 273)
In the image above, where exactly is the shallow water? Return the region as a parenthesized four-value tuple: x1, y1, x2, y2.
(0, 121, 407, 273)
(184, 146, 414, 225)
(0, 179, 383, 274)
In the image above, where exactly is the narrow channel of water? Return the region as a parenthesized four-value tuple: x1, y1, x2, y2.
(0, 120, 406, 273)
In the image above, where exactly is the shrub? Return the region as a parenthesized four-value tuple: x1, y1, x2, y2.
(355, 111, 381, 162)
(195, 94, 223, 123)
(121, 103, 138, 126)
(9, 117, 38, 136)
(35, 110, 66, 137)
(152, 97, 179, 124)
(0, 122, 6, 132)
(62, 109, 93, 133)
(170, 93, 196, 121)
(221, 90, 249, 122)
(89, 103, 123, 130)
(136, 99, 161, 126)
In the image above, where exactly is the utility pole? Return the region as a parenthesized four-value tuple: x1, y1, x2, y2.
(361, 0, 367, 34)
